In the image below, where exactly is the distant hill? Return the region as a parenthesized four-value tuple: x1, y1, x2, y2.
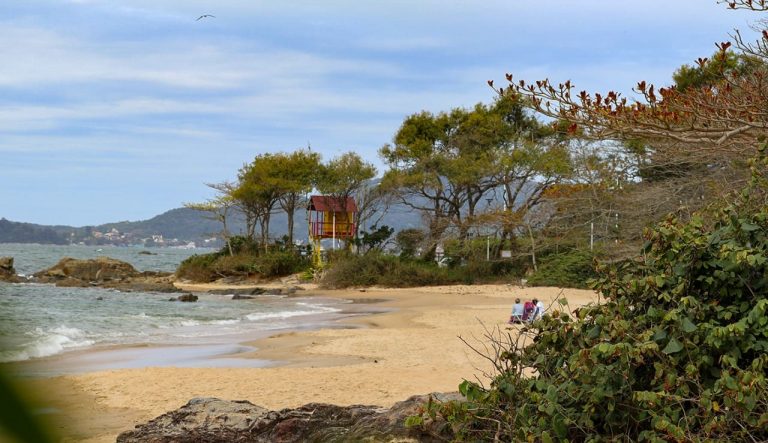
(0, 203, 422, 246)
(98, 207, 233, 241)
(0, 218, 69, 244)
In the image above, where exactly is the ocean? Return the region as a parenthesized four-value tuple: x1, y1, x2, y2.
(0, 244, 347, 373)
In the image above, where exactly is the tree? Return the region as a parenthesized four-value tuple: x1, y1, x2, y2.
(485, 4, 768, 254)
(395, 228, 426, 258)
(274, 149, 321, 246)
(315, 152, 377, 243)
(357, 225, 395, 254)
(427, 3, 768, 440)
(381, 95, 570, 258)
(492, 27, 768, 189)
(232, 154, 284, 250)
(380, 101, 505, 247)
(184, 181, 237, 255)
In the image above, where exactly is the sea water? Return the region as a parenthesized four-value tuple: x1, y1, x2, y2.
(0, 244, 344, 367)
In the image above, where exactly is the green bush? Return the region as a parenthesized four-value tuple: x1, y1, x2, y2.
(527, 249, 597, 288)
(226, 235, 261, 255)
(213, 253, 256, 276)
(321, 252, 523, 288)
(252, 251, 305, 277)
(175, 247, 308, 282)
(176, 253, 222, 282)
(321, 253, 458, 288)
(418, 179, 768, 441)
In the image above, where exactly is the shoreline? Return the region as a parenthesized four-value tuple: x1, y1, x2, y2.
(7, 292, 387, 377)
(13, 283, 599, 443)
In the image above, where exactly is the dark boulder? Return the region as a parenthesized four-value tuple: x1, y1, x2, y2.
(208, 288, 268, 296)
(117, 394, 459, 443)
(174, 293, 199, 302)
(232, 294, 256, 300)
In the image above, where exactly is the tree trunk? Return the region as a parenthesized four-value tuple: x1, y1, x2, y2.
(527, 222, 537, 272)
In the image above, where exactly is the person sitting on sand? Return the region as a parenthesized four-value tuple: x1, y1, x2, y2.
(530, 298, 546, 321)
(509, 298, 524, 323)
(522, 300, 535, 321)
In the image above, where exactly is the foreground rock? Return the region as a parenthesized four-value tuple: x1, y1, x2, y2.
(0, 256, 20, 283)
(32, 257, 180, 293)
(117, 394, 459, 443)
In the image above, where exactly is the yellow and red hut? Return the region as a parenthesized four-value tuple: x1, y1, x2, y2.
(307, 195, 357, 266)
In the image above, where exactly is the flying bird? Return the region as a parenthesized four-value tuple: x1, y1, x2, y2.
(196, 14, 215, 21)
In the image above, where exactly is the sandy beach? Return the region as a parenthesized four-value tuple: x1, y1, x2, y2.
(17, 283, 598, 442)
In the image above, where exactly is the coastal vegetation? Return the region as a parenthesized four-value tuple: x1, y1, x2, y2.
(418, 164, 768, 441)
(176, 236, 306, 282)
(166, 4, 768, 438)
(401, 1, 768, 440)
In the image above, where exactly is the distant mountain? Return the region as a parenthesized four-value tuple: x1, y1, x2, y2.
(98, 207, 231, 242)
(0, 203, 422, 246)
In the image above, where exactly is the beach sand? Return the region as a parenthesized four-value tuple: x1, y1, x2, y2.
(17, 284, 598, 443)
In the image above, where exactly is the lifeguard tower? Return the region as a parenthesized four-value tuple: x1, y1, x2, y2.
(307, 195, 357, 267)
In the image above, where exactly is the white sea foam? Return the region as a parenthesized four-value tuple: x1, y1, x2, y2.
(245, 305, 341, 322)
(0, 326, 95, 362)
(211, 319, 241, 325)
(295, 302, 343, 313)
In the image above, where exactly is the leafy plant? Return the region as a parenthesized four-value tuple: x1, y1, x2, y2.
(176, 245, 307, 282)
(527, 249, 597, 288)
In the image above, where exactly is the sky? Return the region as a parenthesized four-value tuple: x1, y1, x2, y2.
(0, 0, 760, 226)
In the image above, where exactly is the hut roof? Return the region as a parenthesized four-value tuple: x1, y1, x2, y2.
(308, 195, 357, 212)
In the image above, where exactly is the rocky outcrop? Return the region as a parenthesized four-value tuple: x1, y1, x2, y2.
(117, 393, 460, 443)
(34, 256, 138, 283)
(31, 257, 180, 293)
(0, 256, 20, 283)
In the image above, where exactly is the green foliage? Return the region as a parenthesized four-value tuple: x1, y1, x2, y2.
(321, 253, 454, 288)
(175, 252, 222, 282)
(176, 246, 307, 282)
(321, 252, 521, 288)
(395, 228, 425, 258)
(426, 178, 768, 441)
(226, 235, 261, 255)
(379, 94, 569, 242)
(357, 225, 394, 254)
(315, 152, 377, 199)
(251, 251, 305, 277)
(527, 249, 597, 289)
(673, 50, 762, 92)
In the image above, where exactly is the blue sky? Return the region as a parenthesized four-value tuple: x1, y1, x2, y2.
(0, 0, 759, 226)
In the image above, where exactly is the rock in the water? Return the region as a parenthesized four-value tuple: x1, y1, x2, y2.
(175, 293, 199, 302)
(0, 256, 20, 283)
(34, 257, 139, 283)
(208, 288, 268, 296)
(30, 257, 181, 293)
(231, 294, 255, 300)
(117, 394, 460, 443)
